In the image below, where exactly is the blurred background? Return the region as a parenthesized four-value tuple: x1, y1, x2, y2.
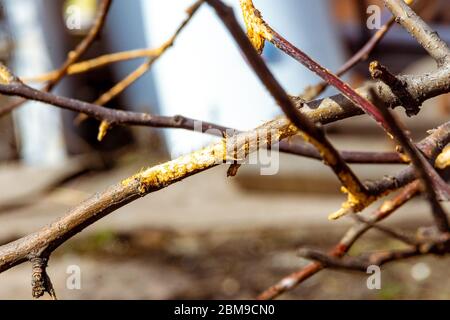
(0, 0, 449, 299)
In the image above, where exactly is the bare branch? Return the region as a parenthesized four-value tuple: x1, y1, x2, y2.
(300, 15, 395, 101)
(0, 119, 297, 273)
(77, 0, 205, 139)
(1, 120, 448, 275)
(238, 0, 403, 136)
(0, 74, 422, 166)
(30, 256, 57, 300)
(350, 213, 418, 246)
(22, 49, 161, 83)
(369, 61, 420, 116)
(384, 0, 450, 66)
(297, 247, 422, 271)
(0, 0, 449, 299)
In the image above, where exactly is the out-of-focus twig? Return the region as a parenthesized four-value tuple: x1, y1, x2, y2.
(22, 48, 159, 83)
(384, 0, 450, 66)
(45, 0, 113, 91)
(258, 180, 421, 300)
(368, 83, 449, 232)
(207, 0, 374, 209)
(297, 246, 425, 271)
(370, 61, 420, 116)
(0, 0, 112, 118)
(238, 0, 402, 137)
(77, 0, 205, 141)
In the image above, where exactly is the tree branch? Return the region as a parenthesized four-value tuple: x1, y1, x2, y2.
(369, 86, 449, 232)
(0, 119, 297, 272)
(207, 0, 381, 212)
(0, 0, 447, 301)
(297, 247, 423, 271)
(77, 0, 205, 139)
(45, 0, 112, 91)
(238, 0, 405, 136)
(350, 213, 418, 246)
(0, 73, 419, 166)
(0, 0, 112, 117)
(258, 180, 421, 300)
(1, 118, 448, 275)
(22, 48, 161, 83)
(300, 14, 395, 101)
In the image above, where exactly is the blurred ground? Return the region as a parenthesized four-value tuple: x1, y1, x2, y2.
(0, 149, 449, 300)
(2, 227, 450, 300)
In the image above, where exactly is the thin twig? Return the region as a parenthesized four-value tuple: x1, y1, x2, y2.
(1, 121, 448, 275)
(0, 0, 112, 117)
(206, 0, 372, 212)
(45, 0, 112, 91)
(300, 16, 396, 101)
(350, 213, 418, 246)
(258, 180, 421, 300)
(369, 61, 420, 116)
(369, 87, 449, 232)
(77, 0, 205, 140)
(22, 48, 159, 83)
(238, 0, 400, 136)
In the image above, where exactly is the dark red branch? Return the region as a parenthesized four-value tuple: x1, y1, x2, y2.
(206, 0, 369, 199)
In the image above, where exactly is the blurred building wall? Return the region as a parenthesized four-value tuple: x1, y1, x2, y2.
(4, 0, 67, 166)
(102, 0, 167, 153)
(140, 0, 346, 157)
